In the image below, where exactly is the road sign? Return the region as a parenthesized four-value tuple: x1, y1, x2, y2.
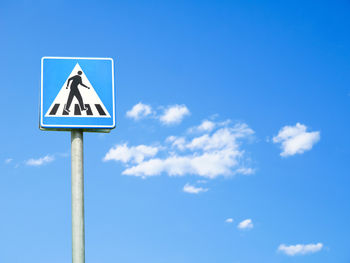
(40, 57, 115, 131)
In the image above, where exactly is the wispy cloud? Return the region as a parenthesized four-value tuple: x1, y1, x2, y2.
(126, 102, 152, 120)
(192, 120, 216, 132)
(122, 149, 236, 178)
(236, 167, 255, 175)
(278, 243, 323, 256)
(225, 218, 234, 223)
(273, 123, 320, 157)
(103, 143, 159, 164)
(237, 219, 253, 230)
(159, 105, 190, 125)
(4, 158, 13, 164)
(25, 155, 55, 166)
(126, 103, 190, 125)
(198, 120, 215, 132)
(116, 122, 254, 179)
(166, 136, 186, 151)
(123, 124, 253, 179)
(183, 183, 208, 194)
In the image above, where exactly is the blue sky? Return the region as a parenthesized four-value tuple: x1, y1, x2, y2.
(1, 1, 350, 262)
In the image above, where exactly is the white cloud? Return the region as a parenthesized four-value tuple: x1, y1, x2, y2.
(159, 105, 190, 125)
(103, 143, 159, 164)
(126, 102, 152, 120)
(273, 123, 320, 157)
(123, 148, 241, 178)
(26, 155, 55, 166)
(187, 124, 253, 152)
(225, 218, 234, 223)
(183, 183, 208, 194)
(236, 167, 255, 175)
(5, 158, 13, 164)
(237, 219, 253, 230)
(278, 243, 323, 256)
(105, 120, 254, 180)
(197, 120, 216, 132)
(166, 136, 186, 150)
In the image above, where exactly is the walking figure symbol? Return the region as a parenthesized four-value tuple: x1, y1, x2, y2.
(64, 70, 90, 113)
(44, 63, 111, 118)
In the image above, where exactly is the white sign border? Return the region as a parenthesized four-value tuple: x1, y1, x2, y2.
(40, 56, 115, 129)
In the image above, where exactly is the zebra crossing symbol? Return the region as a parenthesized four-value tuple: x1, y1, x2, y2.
(40, 57, 115, 130)
(45, 63, 111, 118)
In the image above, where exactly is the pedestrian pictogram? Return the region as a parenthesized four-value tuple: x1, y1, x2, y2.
(40, 57, 115, 130)
(45, 63, 111, 118)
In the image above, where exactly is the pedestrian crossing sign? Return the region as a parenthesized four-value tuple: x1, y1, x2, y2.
(40, 57, 115, 131)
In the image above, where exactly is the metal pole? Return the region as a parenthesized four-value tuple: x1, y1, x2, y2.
(71, 130, 85, 263)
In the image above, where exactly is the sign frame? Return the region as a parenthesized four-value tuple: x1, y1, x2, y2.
(40, 56, 116, 132)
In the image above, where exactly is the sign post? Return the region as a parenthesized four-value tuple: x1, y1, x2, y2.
(71, 130, 85, 263)
(40, 57, 115, 263)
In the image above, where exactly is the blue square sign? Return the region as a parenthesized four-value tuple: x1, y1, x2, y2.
(40, 57, 115, 131)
